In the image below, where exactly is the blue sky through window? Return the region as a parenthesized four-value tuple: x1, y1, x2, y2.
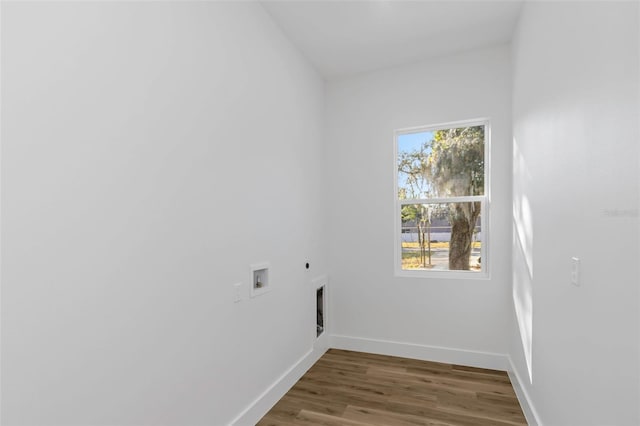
(397, 131, 433, 197)
(398, 131, 432, 153)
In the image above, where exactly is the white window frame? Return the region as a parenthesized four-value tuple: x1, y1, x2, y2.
(393, 118, 491, 279)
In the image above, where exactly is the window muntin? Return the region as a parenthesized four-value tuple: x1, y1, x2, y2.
(395, 121, 488, 277)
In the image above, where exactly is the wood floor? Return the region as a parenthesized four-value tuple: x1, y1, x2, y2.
(258, 349, 527, 426)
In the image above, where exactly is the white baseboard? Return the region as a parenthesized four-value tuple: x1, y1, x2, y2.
(229, 345, 327, 426)
(507, 356, 542, 426)
(330, 334, 509, 371)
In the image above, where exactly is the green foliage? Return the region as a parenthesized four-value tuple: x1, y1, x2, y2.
(401, 204, 419, 222)
(429, 126, 484, 197)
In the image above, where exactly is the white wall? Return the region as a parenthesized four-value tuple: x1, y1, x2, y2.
(1, 2, 327, 425)
(325, 46, 513, 364)
(511, 2, 640, 425)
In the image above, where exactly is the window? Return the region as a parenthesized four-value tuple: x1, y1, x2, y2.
(394, 120, 489, 278)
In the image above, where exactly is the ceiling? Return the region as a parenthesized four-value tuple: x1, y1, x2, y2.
(261, 1, 523, 79)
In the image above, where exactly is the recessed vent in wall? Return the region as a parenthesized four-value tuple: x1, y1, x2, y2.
(316, 285, 324, 337)
(312, 275, 329, 351)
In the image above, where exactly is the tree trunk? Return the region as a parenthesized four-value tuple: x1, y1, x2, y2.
(448, 202, 481, 270)
(427, 222, 432, 266)
(417, 222, 425, 266)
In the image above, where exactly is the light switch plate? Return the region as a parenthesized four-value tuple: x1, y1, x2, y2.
(233, 282, 242, 303)
(571, 257, 580, 286)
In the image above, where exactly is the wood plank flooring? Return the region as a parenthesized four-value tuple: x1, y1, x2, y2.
(257, 349, 527, 426)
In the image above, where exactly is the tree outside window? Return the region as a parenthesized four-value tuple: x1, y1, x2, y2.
(396, 122, 487, 275)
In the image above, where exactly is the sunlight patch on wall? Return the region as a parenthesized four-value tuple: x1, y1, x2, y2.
(513, 139, 533, 383)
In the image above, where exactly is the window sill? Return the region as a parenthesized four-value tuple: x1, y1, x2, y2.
(394, 268, 490, 280)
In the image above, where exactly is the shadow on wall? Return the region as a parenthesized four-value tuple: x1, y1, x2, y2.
(513, 138, 533, 383)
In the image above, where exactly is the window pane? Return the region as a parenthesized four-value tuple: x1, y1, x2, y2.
(397, 125, 485, 199)
(400, 202, 482, 272)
